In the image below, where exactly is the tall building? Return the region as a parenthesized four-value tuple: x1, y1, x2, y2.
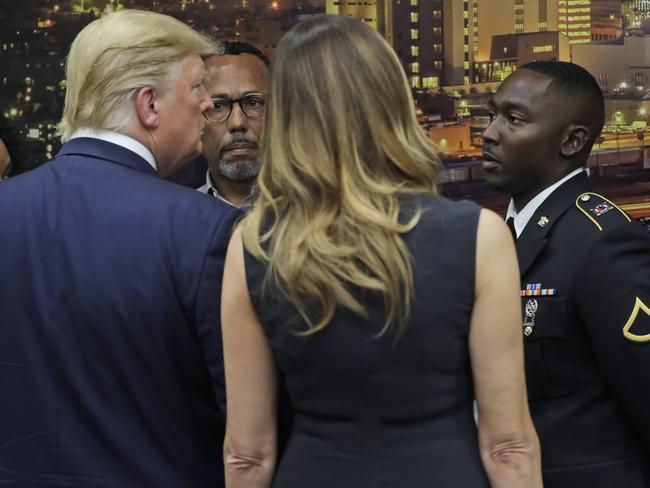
(572, 30, 650, 91)
(442, 0, 479, 87)
(476, 1, 559, 61)
(474, 30, 570, 83)
(326, 0, 476, 89)
(325, 0, 602, 89)
(391, 0, 481, 88)
(623, 0, 650, 27)
(591, 0, 624, 41)
(391, 0, 456, 89)
(325, 0, 391, 35)
(558, 0, 592, 44)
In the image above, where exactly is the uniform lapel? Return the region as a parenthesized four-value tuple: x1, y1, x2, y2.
(516, 171, 591, 276)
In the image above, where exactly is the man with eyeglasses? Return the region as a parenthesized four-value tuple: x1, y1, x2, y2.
(198, 41, 269, 209)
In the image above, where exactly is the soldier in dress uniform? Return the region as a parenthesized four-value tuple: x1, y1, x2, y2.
(482, 60, 650, 487)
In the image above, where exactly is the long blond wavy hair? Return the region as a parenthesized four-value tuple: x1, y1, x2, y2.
(240, 15, 440, 336)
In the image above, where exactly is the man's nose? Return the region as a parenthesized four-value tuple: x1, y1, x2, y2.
(227, 102, 248, 132)
(482, 118, 499, 144)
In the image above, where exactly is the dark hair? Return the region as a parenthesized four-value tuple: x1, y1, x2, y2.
(0, 116, 40, 177)
(0, 116, 20, 157)
(519, 61, 604, 159)
(222, 41, 270, 67)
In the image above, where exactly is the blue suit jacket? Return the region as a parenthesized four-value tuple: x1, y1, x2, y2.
(0, 138, 240, 487)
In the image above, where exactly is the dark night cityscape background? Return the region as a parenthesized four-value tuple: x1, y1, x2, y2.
(0, 0, 649, 223)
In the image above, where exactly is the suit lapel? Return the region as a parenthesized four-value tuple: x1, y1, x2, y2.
(516, 171, 591, 276)
(56, 137, 158, 176)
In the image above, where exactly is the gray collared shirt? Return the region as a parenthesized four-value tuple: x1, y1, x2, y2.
(196, 170, 256, 212)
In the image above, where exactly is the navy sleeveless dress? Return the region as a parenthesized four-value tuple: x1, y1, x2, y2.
(243, 194, 489, 487)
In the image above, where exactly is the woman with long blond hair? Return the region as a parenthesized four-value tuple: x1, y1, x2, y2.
(221, 14, 541, 488)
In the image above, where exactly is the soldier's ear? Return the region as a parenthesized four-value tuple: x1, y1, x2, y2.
(560, 124, 590, 158)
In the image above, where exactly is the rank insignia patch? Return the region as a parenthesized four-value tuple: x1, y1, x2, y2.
(590, 202, 613, 217)
(622, 297, 650, 343)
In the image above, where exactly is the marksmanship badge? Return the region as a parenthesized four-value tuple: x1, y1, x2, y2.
(523, 299, 538, 337)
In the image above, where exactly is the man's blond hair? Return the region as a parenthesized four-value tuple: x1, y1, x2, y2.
(57, 9, 220, 141)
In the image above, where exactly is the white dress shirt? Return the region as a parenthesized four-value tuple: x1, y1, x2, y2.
(505, 167, 584, 238)
(70, 128, 158, 172)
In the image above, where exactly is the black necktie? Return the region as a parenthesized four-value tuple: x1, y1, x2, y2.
(506, 217, 517, 240)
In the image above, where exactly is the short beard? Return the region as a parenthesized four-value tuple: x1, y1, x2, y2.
(217, 157, 261, 182)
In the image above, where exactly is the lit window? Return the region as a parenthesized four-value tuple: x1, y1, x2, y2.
(532, 45, 554, 53)
(422, 76, 439, 88)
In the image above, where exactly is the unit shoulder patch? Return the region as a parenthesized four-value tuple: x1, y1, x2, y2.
(575, 192, 631, 231)
(623, 297, 650, 343)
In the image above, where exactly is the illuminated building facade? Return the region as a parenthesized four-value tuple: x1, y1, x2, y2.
(441, 0, 479, 87)
(474, 30, 570, 83)
(558, 0, 592, 44)
(591, 0, 623, 41)
(391, 0, 444, 89)
(476, 1, 559, 61)
(623, 0, 650, 27)
(326, 0, 477, 90)
(571, 32, 650, 91)
(325, 0, 391, 35)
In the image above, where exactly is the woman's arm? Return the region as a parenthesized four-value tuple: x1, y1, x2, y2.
(470, 209, 542, 488)
(221, 226, 278, 488)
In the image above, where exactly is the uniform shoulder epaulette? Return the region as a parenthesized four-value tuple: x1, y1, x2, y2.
(575, 192, 631, 231)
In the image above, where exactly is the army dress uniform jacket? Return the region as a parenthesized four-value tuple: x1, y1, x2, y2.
(514, 171, 650, 487)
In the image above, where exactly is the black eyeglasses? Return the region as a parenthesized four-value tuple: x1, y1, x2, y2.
(203, 93, 266, 124)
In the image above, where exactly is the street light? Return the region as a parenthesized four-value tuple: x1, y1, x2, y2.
(595, 135, 604, 176)
(637, 108, 647, 166)
(614, 110, 623, 166)
(636, 129, 645, 165)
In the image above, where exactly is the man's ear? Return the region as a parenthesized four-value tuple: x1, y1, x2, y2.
(560, 124, 590, 158)
(133, 86, 160, 129)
